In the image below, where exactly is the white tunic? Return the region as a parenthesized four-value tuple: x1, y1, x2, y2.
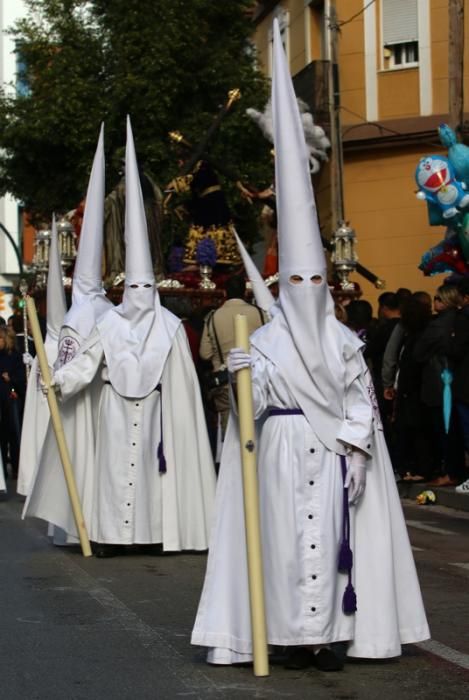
(17, 358, 49, 497)
(191, 350, 430, 660)
(25, 325, 216, 550)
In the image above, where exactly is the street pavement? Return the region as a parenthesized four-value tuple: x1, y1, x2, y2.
(1, 488, 469, 699)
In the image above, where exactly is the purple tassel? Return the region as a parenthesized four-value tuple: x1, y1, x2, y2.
(157, 441, 167, 474)
(156, 384, 166, 474)
(342, 582, 357, 614)
(338, 542, 353, 572)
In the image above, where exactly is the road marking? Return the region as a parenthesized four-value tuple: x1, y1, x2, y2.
(411, 546, 425, 552)
(449, 562, 469, 571)
(417, 640, 469, 671)
(406, 520, 456, 536)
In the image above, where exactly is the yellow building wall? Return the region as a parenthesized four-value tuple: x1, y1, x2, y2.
(344, 147, 441, 311)
(337, 2, 367, 125)
(378, 69, 420, 118)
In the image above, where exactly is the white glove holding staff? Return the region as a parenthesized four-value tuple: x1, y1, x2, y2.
(345, 449, 367, 505)
(227, 348, 252, 374)
(39, 377, 57, 397)
(22, 352, 34, 367)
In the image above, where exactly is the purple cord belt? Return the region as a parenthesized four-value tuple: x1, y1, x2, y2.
(268, 408, 304, 416)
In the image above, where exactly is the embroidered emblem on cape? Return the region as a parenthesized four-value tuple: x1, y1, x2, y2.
(367, 378, 383, 431)
(58, 336, 80, 367)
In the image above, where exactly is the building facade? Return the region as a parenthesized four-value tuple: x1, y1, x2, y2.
(251, 0, 467, 308)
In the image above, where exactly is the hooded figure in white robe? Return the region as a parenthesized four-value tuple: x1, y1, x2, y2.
(24, 125, 113, 536)
(233, 230, 275, 319)
(17, 215, 66, 497)
(26, 118, 216, 550)
(191, 20, 429, 665)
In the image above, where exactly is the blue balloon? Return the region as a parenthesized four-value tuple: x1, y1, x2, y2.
(439, 123, 469, 184)
(415, 155, 469, 222)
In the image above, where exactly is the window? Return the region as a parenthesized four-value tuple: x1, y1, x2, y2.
(382, 0, 419, 69)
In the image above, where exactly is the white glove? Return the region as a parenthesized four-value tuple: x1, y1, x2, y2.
(40, 377, 57, 397)
(344, 450, 367, 505)
(23, 352, 34, 367)
(227, 348, 252, 374)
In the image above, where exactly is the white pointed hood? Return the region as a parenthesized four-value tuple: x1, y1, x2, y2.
(233, 230, 275, 315)
(63, 124, 112, 337)
(97, 117, 179, 398)
(251, 20, 361, 453)
(44, 214, 67, 356)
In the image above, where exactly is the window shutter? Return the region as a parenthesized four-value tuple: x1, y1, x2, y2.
(383, 0, 418, 45)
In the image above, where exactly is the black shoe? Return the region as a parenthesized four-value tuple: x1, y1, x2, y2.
(284, 647, 314, 670)
(94, 544, 125, 558)
(312, 647, 344, 672)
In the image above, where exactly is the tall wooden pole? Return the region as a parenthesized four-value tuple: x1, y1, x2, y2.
(449, 0, 465, 134)
(234, 314, 269, 677)
(26, 295, 92, 558)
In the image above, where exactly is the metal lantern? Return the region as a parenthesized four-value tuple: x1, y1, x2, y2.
(32, 227, 51, 287)
(330, 220, 358, 290)
(56, 217, 77, 271)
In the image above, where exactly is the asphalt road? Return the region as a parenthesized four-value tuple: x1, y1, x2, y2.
(1, 490, 469, 700)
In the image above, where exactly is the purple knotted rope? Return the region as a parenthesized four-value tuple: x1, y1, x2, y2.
(156, 384, 166, 474)
(339, 454, 357, 614)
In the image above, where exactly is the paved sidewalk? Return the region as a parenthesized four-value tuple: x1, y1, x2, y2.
(398, 481, 469, 512)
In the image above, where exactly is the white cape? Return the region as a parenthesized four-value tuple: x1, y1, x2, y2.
(17, 357, 54, 497)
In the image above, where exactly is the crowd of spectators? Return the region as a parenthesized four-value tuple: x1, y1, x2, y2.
(345, 281, 469, 493)
(0, 314, 36, 482)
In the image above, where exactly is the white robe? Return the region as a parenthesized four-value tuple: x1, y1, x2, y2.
(22, 326, 102, 543)
(17, 333, 65, 498)
(0, 451, 5, 492)
(17, 357, 48, 497)
(24, 325, 216, 549)
(191, 350, 429, 661)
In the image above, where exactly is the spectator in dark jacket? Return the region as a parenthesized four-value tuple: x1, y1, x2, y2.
(367, 292, 401, 450)
(447, 278, 469, 492)
(393, 297, 434, 481)
(0, 327, 26, 479)
(414, 284, 466, 486)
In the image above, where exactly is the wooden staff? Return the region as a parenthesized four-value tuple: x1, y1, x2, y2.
(19, 279, 30, 380)
(26, 295, 92, 557)
(234, 314, 269, 677)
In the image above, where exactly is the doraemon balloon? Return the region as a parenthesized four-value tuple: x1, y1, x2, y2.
(415, 155, 469, 220)
(439, 124, 469, 184)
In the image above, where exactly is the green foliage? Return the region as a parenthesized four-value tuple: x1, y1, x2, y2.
(0, 0, 272, 248)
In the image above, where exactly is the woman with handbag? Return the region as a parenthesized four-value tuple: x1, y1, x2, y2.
(199, 274, 266, 439)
